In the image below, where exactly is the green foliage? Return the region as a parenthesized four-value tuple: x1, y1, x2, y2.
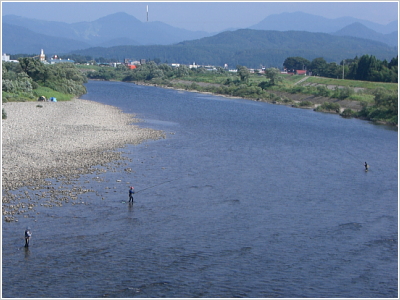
(315, 102, 340, 112)
(340, 108, 355, 118)
(264, 68, 283, 86)
(356, 106, 398, 125)
(306, 54, 398, 83)
(237, 65, 250, 83)
(331, 86, 354, 100)
(2, 58, 87, 102)
(372, 87, 398, 114)
(283, 57, 310, 71)
(2, 62, 34, 98)
(2, 108, 7, 119)
(33, 86, 75, 101)
(302, 76, 397, 91)
(354, 88, 398, 124)
(298, 101, 314, 107)
(313, 85, 331, 97)
(288, 85, 306, 94)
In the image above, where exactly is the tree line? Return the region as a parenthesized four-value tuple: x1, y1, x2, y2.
(2, 57, 87, 102)
(283, 54, 398, 83)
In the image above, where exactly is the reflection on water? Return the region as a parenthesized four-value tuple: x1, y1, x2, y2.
(2, 81, 397, 298)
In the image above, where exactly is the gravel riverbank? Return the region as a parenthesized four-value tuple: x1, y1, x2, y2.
(2, 99, 165, 191)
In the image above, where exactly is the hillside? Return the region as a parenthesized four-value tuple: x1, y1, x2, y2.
(250, 11, 398, 34)
(2, 23, 91, 54)
(333, 22, 398, 47)
(71, 29, 398, 68)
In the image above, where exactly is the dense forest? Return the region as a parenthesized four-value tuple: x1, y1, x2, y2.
(2, 58, 87, 103)
(283, 54, 398, 83)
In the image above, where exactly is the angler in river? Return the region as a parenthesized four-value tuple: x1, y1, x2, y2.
(24, 228, 32, 247)
(128, 186, 135, 203)
(364, 162, 369, 171)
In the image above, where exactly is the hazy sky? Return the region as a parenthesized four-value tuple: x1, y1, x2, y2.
(2, 1, 398, 32)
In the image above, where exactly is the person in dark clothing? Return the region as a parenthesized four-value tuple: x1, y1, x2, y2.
(364, 162, 369, 171)
(129, 186, 135, 202)
(25, 228, 32, 247)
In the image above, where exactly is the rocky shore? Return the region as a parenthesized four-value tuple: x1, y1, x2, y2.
(2, 99, 165, 191)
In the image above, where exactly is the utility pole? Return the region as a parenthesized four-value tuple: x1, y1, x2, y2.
(342, 59, 345, 80)
(147, 5, 148, 22)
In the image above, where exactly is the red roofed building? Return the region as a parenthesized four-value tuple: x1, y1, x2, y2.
(296, 70, 307, 75)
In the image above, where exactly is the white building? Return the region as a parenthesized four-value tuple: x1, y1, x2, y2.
(2, 53, 10, 61)
(2, 53, 18, 63)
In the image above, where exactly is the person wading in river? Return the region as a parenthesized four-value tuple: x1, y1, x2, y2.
(24, 227, 32, 247)
(129, 186, 135, 203)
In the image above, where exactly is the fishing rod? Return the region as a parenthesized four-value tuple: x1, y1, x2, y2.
(345, 150, 377, 172)
(134, 174, 192, 194)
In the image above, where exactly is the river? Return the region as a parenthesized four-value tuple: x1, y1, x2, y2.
(2, 80, 398, 298)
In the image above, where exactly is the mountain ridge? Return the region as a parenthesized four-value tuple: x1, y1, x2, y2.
(71, 29, 397, 68)
(3, 11, 398, 50)
(2, 23, 91, 54)
(2, 11, 397, 68)
(250, 11, 397, 34)
(2, 12, 213, 47)
(332, 22, 398, 47)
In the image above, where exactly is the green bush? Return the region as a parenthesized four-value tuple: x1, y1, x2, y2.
(314, 85, 331, 97)
(2, 108, 7, 119)
(340, 108, 355, 117)
(289, 86, 305, 94)
(299, 101, 313, 107)
(331, 86, 354, 100)
(315, 102, 340, 112)
(356, 106, 398, 124)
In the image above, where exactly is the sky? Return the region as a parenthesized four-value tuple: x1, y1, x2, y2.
(2, 1, 398, 33)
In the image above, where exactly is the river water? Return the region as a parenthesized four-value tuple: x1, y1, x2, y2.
(2, 80, 398, 298)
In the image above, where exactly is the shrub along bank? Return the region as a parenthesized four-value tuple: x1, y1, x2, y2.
(2, 58, 87, 103)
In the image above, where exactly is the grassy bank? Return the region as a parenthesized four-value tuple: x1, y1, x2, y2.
(303, 76, 398, 91)
(2, 86, 74, 103)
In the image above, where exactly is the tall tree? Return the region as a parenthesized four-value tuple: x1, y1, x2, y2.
(309, 57, 327, 76)
(18, 57, 45, 82)
(237, 65, 250, 83)
(283, 57, 310, 71)
(264, 68, 283, 86)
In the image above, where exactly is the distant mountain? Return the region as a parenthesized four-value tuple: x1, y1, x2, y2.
(2, 23, 91, 54)
(250, 11, 398, 34)
(333, 22, 398, 47)
(2, 12, 213, 48)
(3, 11, 397, 67)
(97, 37, 140, 48)
(71, 29, 398, 68)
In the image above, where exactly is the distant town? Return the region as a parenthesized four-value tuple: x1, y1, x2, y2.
(2, 49, 310, 76)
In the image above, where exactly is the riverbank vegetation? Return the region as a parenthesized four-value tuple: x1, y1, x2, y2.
(82, 60, 397, 125)
(2, 58, 87, 103)
(284, 55, 398, 83)
(2, 56, 397, 126)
